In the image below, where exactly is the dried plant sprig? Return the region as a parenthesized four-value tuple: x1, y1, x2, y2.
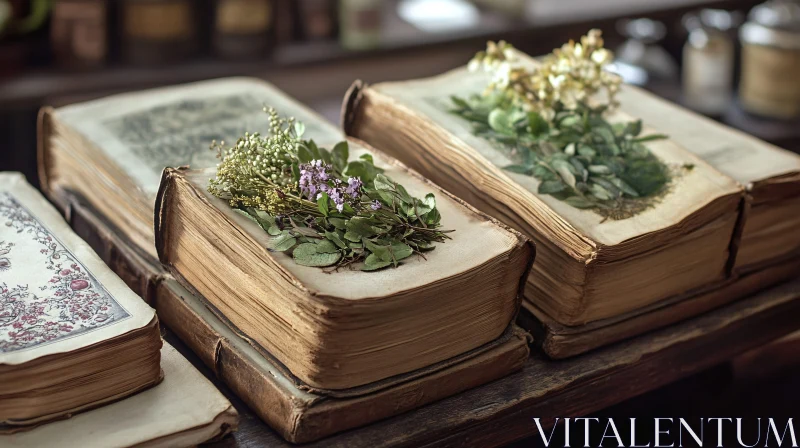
(209, 108, 452, 271)
(450, 30, 681, 220)
(467, 30, 621, 121)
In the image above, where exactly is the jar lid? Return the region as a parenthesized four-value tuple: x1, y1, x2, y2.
(740, 0, 800, 48)
(749, 0, 800, 30)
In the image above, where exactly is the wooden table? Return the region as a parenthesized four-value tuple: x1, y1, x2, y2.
(167, 278, 800, 447)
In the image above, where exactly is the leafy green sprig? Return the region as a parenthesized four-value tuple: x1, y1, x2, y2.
(450, 93, 677, 219)
(209, 108, 451, 271)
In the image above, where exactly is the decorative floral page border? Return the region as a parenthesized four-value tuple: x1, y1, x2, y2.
(0, 193, 129, 353)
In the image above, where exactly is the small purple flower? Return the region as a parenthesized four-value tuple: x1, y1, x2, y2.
(370, 200, 382, 210)
(299, 160, 333, 199)
(345, 177, 363, 199)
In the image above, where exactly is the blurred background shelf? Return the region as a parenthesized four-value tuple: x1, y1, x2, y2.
(2, 0, 796, 187)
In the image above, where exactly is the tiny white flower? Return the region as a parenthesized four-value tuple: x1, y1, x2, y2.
(592, 48, 610, 65)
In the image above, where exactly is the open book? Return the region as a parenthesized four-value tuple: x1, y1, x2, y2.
(155, 136, 533, 390)
(48, 186, 532, 444)
(615, 85, 800, 273)
(1, 173, 161, 430)
(39, 77, 343, 261)
(345, 68, 743, 327)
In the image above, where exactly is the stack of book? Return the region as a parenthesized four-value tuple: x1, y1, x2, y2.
(0, 173, 236, 444)
(343, 33, 800, 358)
(39, 78, 534, 442)
(35, 30, 800, 443)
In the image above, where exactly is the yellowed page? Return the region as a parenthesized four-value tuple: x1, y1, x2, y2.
(0, 173, 155, 365)
(187, 140, 522, 301)
(617, 84, 800, 187)
(2, 343, 238, 448)
(373, 67, 741, 247)
(54, 77, 343, 201)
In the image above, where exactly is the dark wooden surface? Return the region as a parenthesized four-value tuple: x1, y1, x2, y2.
(165, 278, 800, 447)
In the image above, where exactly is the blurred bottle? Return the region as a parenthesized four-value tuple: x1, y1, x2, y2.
(739, 0, 800, 119)
(50, 0, 108, 68)
(119, 0, 198, 65)
(298, 0, 337, 41)
(613, 18, 679, 87)
(339, 0, 381, 51)
(213, 0, 274, 59)
(682, 9, 741, 116)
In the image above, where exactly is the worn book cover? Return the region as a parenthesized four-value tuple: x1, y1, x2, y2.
(50, 187, 531, 443)
(2, 343, 238, 447)
(1, 172, 161, 429)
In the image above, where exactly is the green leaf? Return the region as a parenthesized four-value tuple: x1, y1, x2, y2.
(346, 217, 376, 239)
(539, 141, 559, 156)
(329, 217, 347, 230)
(374, 173, 394, 191)
(532, 164, 555, 180)
(267, 225, 282, 236)
(291, 162, 301, 182)
(364, 240, 392, 262)
(588, 165, 612, 174)
(361, 253, 392, 271)
(624, 120, 642, 137)
(315, 239, 340, 253)
(332, 141, 349, 171)
(344, 160, 382, 184)
(590, 183, 614, 201)
(578, 143, 597, 157)
(344, 231, 362, 242)
(538, 180, 567, 195)
(268, 232, 297, 252)
(526, 112, 549, 136)
(317, 192, 330, 217)
(450, 95, 470, 110)
(488, 108, 514, 134)
(324, 231, 347, 249)
(297, 144, 313, 163)
(423, 193, 436, 211)
(294, 122, 306, 138)
(564, 196, 595, 209)
(293, 243, 341, 267)
(234, 209, 259, 224)
(318, 146, 332, 165)
(610, 177, 640, 197)
(503, 164, 533, 175)
(359, 153, 375, 164)
(592, 178, 622, 198)
(390, 242, 414, 261)
(552, 159, 576, 188)
(633, 134, 668, 143)
(307, 140, 321, 160)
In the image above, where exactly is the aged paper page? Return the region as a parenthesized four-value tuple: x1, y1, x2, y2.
(373, 68, 740, 247)
(55, 78, 343, 200)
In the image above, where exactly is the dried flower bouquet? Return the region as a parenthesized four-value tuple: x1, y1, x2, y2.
(208, 108, 451, 270)
(450, 30, 684, 219)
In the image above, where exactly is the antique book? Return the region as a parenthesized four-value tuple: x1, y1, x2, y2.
(50, 188, 531, 443)
(343, 43, 744, 328)
(0, 173, 161, 431)
(615, 85, 800, 273)
(3, 343, 239, 447)
(38, 77, 343, 261)
(155, 134, 534, 390)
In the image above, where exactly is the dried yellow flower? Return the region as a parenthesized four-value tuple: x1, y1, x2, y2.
(468, 29, 622, 120)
